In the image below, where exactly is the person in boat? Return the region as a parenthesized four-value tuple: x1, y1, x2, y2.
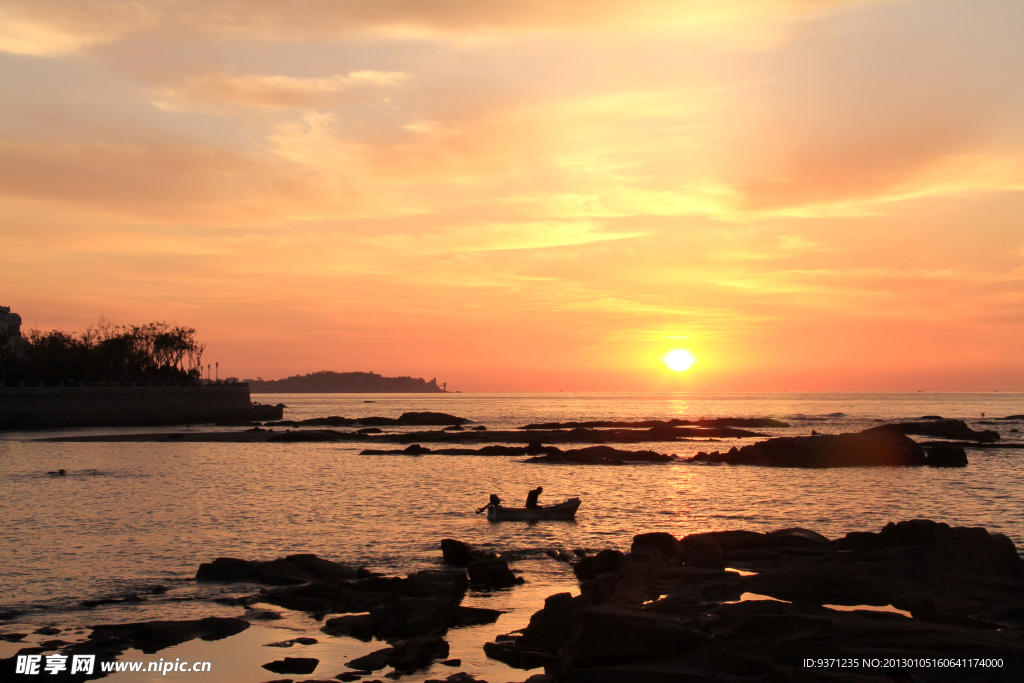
(525, 486, 543, 509)
(476, 493, 501, 514)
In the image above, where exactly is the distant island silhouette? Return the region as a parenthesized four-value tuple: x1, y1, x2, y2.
(246, 371, 448, 393)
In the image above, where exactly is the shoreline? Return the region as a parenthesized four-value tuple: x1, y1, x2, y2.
(3, 520, 1023, 682)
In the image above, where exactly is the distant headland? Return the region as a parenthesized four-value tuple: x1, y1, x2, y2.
(247, 371, 449, 393)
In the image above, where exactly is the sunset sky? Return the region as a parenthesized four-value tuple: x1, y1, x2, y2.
(2, 0, 1022, 392)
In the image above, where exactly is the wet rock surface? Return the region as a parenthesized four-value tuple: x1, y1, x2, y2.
(195, 553, 361, 585)
(486, 520, 1024, 682)
(689, 428, 932, 467)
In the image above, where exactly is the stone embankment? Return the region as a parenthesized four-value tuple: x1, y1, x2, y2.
(0, 384, 281, 429)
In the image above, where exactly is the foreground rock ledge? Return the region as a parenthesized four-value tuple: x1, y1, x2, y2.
(486, 520, 1024, 682)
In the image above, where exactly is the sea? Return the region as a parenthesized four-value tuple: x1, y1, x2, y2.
(1, 392, 1023, 682)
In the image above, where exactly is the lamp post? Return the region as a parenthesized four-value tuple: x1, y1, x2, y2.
(215, 362, 218, 382)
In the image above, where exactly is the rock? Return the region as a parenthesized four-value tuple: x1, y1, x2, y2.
(440, 539, 496, 567)
(467, 558, 523, 588)
(442, 424, 464, 431)
(33, 627, 60, 636)
(397, 412, 469, 425)
(196, 554, 360, 585)
(866, 419, 999, 443)
(358, 413, 469, 427)
(269, 430, 348, 442)
(361, 444, 431, 455)
(88, 617, 250, 654)
(265, 637, 318, 648)
(631, 532, 681, 562)
(519, 418, 787, 429)
(490, 519, 1024, 681)
(925, 442, 969, 467)
(683, 537, 725, 570)
(452, 606, 502, 626)
(573, 549, 627, 581)
(524, 445, 673, 464)
(441, 658, 461, 666)
(0, 633, 27, 642)
(690, 429, 927, 467)
(246, 609, 284, 620)
(262, 657, 319, 674)
(357, 427, 384, 434)
(215, 418, 260, 427)
(336, 673, 362, 682)
(346, 648, 394, 671)
(346, 636, 449, 673)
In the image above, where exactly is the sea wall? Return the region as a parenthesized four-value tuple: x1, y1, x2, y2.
(0, 384, 282, 429)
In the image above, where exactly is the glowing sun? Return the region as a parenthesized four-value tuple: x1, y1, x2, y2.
(664, 349, 696, 372)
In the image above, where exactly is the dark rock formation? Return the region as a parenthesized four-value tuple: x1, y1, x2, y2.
(519, 417, 789, 429)
(195, 554, 360, 585)
(468, 558, 524, 588)
(87, 617, 250, 654)
(264, 637, 317, 647)
(865, 419, 1000, 443)
(262, 656, 319, 674)
(486, 521, 1024, 681)
(345, 636, 449, 673)
(361, 444, 432, 455)
(440, 539, 484, 567)
(925, 442, 969, 467)
(573, 549, 628, 581)
(361, 412, 469, 426)
(524, 445, 674, 465)
(689, 429, 929, 467)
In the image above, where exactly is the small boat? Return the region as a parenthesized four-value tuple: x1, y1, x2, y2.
(487, 498, 581, 521)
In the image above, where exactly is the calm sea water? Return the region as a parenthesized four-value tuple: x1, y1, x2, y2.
(1, 393, 1022, 681)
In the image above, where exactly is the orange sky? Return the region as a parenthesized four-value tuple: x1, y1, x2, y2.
(2, 0, 1022, 391)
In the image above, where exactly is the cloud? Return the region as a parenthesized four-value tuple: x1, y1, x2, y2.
(0, 0, 873, 55)
(0, 139, 316, 223)
(155, 70, 409, 110)
(0, 2, 160, 56)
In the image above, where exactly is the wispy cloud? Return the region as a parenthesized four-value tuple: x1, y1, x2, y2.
(154, 70, 409, 111)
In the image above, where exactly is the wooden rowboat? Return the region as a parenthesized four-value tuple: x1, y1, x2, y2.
(487, 497, 581, 521)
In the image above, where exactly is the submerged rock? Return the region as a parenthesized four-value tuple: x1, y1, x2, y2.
(524, 445, 674, 465)
(519, 417, 789, 429)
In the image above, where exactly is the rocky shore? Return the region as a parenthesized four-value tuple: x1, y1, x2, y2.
(485, 520, 1024, 682)
(5, 520, 1022, 682)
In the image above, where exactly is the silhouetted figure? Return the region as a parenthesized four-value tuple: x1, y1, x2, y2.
(47, 469, 66, 476)
(476, 493, 502, 514)
(525, 486, 543, 509)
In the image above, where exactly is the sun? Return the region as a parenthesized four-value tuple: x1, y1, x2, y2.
(663, 349, 696, 372)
